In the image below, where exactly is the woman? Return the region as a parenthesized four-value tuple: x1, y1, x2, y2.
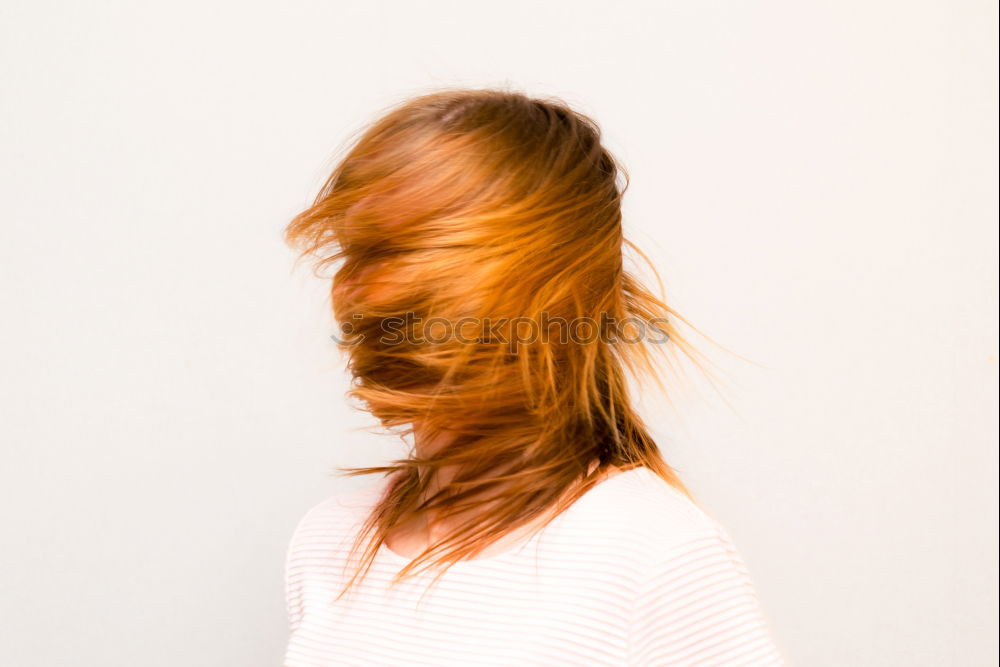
(283, 87, 783, 666)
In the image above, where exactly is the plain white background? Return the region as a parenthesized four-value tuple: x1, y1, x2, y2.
(1, 1, 997, 665)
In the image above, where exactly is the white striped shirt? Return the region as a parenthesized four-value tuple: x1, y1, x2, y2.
(284, 466, 783, 666)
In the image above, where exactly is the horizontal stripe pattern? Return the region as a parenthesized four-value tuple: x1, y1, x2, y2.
(284, 467, 783, 666)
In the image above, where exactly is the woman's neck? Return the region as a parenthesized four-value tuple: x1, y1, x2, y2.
(384, 424, 620, 559)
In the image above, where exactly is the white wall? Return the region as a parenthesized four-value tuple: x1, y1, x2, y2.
(1, 1, 996, 665)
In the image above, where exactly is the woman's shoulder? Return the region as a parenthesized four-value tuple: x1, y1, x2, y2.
(546, 465, 733, 563)
(601, 468, 783, 664)
(286, 475, 389, 554)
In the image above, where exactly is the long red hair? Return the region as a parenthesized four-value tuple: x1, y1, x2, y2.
(286, 87, 704, 596)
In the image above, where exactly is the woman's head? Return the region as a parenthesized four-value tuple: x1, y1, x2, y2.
(286, 87, 697, 587)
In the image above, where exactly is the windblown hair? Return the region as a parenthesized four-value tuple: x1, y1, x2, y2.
(286, 87, 703, 597)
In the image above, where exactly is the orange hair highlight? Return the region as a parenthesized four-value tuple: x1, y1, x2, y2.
(286, 86, 705, 596)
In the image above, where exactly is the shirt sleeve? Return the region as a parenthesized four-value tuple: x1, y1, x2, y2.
(627, 524, 784, 666)
(284, 506, 316, 637)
